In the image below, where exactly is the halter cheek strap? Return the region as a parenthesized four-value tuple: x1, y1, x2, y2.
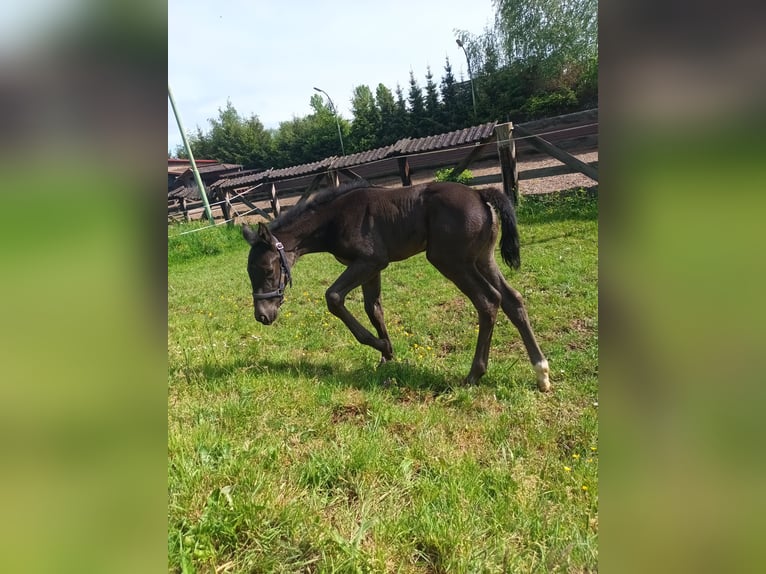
(252, 239, 293, 301)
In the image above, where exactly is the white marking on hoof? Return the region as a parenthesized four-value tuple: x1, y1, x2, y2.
(534, 359, 551, 392)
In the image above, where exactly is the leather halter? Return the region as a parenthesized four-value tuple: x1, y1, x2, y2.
(252, 238, 292, 301)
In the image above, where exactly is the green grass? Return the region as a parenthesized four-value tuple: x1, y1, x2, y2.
(168, 189, 598, 573)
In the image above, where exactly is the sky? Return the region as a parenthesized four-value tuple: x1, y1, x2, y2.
(168, 0, 496, 154)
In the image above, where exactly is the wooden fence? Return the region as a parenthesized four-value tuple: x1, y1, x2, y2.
(168, 108, 597, 224)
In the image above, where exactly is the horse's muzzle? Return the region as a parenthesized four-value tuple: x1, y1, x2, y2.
(255, 312, 273, 325)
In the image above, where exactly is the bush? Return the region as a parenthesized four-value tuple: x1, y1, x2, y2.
(434, 168, 473, 185)
(522, 88, 579, 119)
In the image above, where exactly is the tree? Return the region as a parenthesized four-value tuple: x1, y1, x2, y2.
(490, 0, 597, 88)
(407, 70, 427, 137)
(272, 94, 349, 166)
(349, 85, 381, 153)
(391, 84, 410, 141)
(423, 66, 444, 133)
(375, 83, 398, 147)
(439, 56, 464, 130)
(176, 100, 273, 168)
(474, 36, 522, 122)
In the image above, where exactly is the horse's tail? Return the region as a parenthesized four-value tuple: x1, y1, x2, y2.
(479, 187, 521, 270)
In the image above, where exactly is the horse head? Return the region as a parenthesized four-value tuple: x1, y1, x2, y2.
(242, 223, 292, 325)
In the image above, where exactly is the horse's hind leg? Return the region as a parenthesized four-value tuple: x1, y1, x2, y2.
(427, 254, 501, 386)
(479, 259, 550, 391)
(362, 273, 394, 363)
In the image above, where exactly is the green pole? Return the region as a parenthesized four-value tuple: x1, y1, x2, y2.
(168, 83, 214, 223)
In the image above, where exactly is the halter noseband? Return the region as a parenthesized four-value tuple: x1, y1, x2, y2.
(252, 238, 292, 301)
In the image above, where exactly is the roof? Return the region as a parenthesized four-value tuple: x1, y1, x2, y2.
(168, 158, 221, 176)
(168, 158, 218, 164)
(213, 120, 498, 191)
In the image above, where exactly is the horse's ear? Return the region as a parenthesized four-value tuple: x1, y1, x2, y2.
(242, 225, 258, 245)
(257, 222, 272, 243)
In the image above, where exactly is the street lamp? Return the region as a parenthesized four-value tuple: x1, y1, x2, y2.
(313, 86, 345, 156)
(455, 38, 477, 118)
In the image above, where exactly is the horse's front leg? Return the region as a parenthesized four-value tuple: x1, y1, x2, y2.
(362, 273, 394, 363)
(325, 262, 392, 359)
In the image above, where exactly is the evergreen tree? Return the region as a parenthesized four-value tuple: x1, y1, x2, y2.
(406, 70, 426, 137)
(391, 84, 410, 140)
(439, 56, 463, 131)
(423, 66, 444, 133)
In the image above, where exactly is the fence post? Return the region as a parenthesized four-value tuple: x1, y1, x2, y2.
(222, 191, 233, 225)
(495, 122, 518, 205)
(397, 157, 412, 186)
(270, 183, 281, 217)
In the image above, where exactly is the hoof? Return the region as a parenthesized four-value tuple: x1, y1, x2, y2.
(462, 376, 479, 386)
(534, 359, 551, 392)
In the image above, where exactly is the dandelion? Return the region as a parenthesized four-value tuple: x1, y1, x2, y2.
(572, 453, 580, 460)
(581, 485, 589, 491)
(564, 466, 571, 472)
(586, 458, 593, 463)
(590, 446, 597, 451)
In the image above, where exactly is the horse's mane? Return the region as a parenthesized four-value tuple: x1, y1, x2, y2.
(270, 179, 372, 231)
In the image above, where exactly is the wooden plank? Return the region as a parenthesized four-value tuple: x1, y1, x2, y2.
(513, 124, 598, 182)
(339, 167, 364, 181)
(239, 196, 274, 221)
(450, 140, 494, 179)
(306, 172, 325, 193)
(520, 161, 598, 181)
(469, 173, 503, 186)
(516, 108, 598, 134)
(293, 173, 326, 208)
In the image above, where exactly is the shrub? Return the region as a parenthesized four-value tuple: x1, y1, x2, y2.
(434, 168, 473, 185)
(522, 88, 579, 119)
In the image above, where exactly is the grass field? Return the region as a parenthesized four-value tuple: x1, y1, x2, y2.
(168, 189, 598, 573)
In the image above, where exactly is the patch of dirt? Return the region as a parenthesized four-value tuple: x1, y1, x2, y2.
(568, 318, 595, 334)
(330, 402, 370, 425)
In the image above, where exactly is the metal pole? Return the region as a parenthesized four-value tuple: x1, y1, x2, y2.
(168, 83, 214, 223)
(313, 86, 345, 156)
(456, 39, 477, 118)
